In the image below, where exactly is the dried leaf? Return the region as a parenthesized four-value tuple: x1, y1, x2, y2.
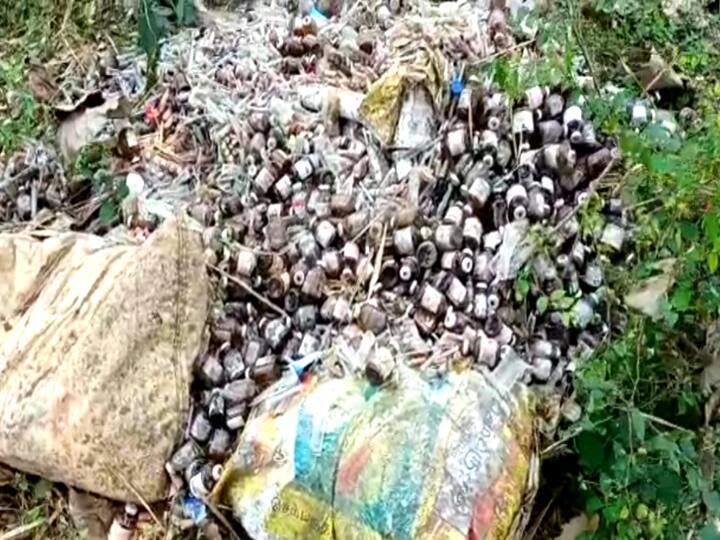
(624, 258, 677, 319)
(625, 50, 684, 91)
(26, 63, 57, 103)
(67, 489, 114, 540)
(0, 464, 13, 487)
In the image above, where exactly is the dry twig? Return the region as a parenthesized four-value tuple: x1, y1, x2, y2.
(108, 469, 165, 532)
(209, 263, 292, 320)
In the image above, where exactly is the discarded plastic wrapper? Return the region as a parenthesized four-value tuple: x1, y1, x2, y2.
(359, 46, 445, 146)
(214, 359, 536, 540)
(494, 219, 533, 282)
(183, 495, 208, 524)
(393, 86, 437, 180)
(310, 4, 330, 24)
(298, 85, 365, 123)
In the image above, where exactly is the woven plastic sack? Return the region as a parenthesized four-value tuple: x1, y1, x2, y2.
(0, 216, 208, 502)
(215, 361, 535, 540)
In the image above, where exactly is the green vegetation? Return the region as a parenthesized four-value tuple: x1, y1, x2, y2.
(74, 143, 130, 223)
(0, 0, 129, 158)
(0, 0, 195, 219)
(570, 0, 720, 82)
(494, 1, 720, 538)
(569, 102, 720, 540)
(0, 472, 80, 539)
(138, 0, 197, 85)
(0, 0, 127, 46)
(0, 58, 43, 156)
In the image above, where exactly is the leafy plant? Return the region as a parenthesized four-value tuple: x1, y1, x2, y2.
(566, 72, 720, 540)
(572, 320, 710, 538)
(74, 143, 128, 224)
(1, 0, 131, 53)
(137, 0, 196, 87)
(512, 1, 720, 538)
(0, 56, 44, 156)
(577, 95, 720, 540)
(487, 44, 579, 101)
(558, 0, 720, 84)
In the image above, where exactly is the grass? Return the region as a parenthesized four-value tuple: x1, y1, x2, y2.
(0, 53, 45, 157)
(0, 0, 133, 158)
(0, 471, 81, 539)
(0, 0, 130, 45)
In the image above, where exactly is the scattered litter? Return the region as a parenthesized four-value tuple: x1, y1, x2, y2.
(182, 495, 209, 525)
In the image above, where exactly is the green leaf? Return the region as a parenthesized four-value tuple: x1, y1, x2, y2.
(576, 432, 606, 473)
(661, 300, 679, 326)
(648, 153, 676, 174)
(679, 389, 700, 417)
(536, 295, 549, 314)
(174, 0, 197, 26)
(550, 289, 566, 302)
(491, 58, 522, 99)
(586, 495, 604, 514)
(23, 505, 44, 525)
(630, 410, 646, 442)
(638, 479, 658, 502)
(117, 181, 130, 200)
(608, 449, 631, 480)
(670, 283, 694, 311)
(705, 213, 720, 241)
(603, 501, 626, 524)
(679, 435, 698, 459)
(680, 221, 700, 242)
(648, 434, 678, 455)
(655, 469, 682, 504)
(32, 478, 52, 501)
(690, 468, 704, 497)
(138, 0, 163, 58)
(99, 200, 116, 224)
(709, 252, 719, 273)
(175, 0, 185, 22)
(515, 278, 530, 302)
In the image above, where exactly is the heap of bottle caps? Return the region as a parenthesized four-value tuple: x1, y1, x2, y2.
(166, 67, 629, 509)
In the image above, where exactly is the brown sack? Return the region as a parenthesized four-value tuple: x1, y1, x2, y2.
(0, 216, 208, 502)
